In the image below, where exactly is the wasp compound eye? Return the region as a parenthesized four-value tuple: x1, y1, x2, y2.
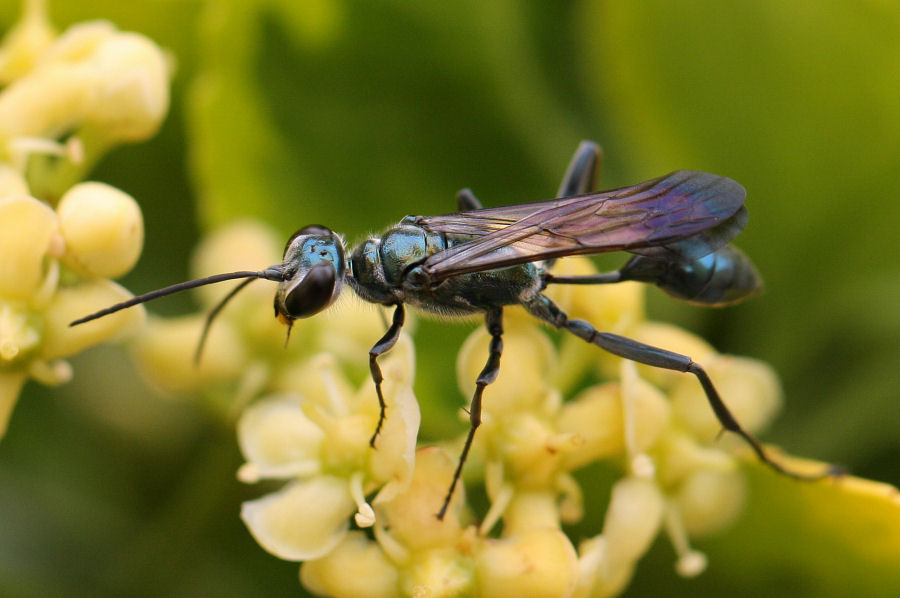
(283, 225, 334, 256)
(278, 262, 338, 319)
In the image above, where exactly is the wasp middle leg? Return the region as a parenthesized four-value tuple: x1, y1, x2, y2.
(438, 306, 504, 520)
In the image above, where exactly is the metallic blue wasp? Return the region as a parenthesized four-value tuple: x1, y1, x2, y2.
(73, 141, 830, 518)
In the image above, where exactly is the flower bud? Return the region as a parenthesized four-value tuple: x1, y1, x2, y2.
(476, 528, 578, 598)
(597, 321, 717, 388)
(0, 0, 57, 84)
(558, 378, 669, 470)
(601, 476, 664, 568)
(543, 257, 645, 332)
(190, 220, 282, 308)
(301, 532, 399, 598)
(376, 447, 464, 551)
(129, 313, 246, 394)
(57, 182, 143, 278)
(456, 319, 556, 413)
(39, 278, 144, 359)
(672, 468, 746, 537)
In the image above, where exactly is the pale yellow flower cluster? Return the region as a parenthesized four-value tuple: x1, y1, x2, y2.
(221, 233, 783, 597)
(0, 1, 169, 439)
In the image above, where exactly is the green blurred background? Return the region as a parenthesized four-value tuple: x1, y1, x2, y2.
(1, 1, 897, 597)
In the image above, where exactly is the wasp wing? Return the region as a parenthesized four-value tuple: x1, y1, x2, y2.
(417, 170, 746, 282)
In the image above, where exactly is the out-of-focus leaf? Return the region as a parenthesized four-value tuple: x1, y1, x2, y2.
(186, 0, 583, 239)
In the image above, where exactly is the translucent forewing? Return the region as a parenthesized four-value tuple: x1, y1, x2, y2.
(417, 170, 746, 282)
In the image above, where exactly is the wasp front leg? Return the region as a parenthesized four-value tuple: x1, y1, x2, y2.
(438, 306, 504, 520)
(368, 303, 406, 447)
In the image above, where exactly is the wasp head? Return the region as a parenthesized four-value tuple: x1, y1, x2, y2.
(274, 225, 346, 324)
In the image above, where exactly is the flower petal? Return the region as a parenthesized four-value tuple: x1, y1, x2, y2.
(238, 395, 325, 480)
(672, 468, 746, 537)
(376, 447, 464, 550)
(241, 476, 354, 561)
(0, 370, 27, 441)
(370, 338, 420, 499)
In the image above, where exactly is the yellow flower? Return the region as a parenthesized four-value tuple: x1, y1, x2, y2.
(0, 4, 170, 198)
(303, 447, 580, 598)
(0, 182, 145, 439)
(238, 339, 419, 561)
(0, 4, 167, 440)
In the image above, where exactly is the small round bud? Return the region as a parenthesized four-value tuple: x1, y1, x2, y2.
(476, 529, 578, 598)
(599, 321, 717, 388)
(43, 22, 170, 142)
(558, 379, 669, 470)
(0, 0, 56, 84)
(300, 532, 399, 598)
(130, 314, 245, 394)
(544, 257, 646, 332)
(39, 278, 144, 360)
(376, 447, 464, 551)
(58, 182, 143, 278)
(675, 550, 708, 578)
(189, 221, 282, 317)
(0, 165, 30, 196)
(672, 469, 746, 537)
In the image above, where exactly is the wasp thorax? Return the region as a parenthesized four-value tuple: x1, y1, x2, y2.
(274, 226, 345, 322)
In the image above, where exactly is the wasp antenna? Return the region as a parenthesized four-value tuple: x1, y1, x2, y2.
(70, 266, 286, 327)
(194, 277, 258, 365)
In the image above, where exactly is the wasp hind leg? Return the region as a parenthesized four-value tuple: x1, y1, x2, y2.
(557, 140, 602, 198)
(543, 140, 604, 271)
(438, 306, 504, 520)
(523, 293, 835, 481)
(455, 140, 600, 216)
